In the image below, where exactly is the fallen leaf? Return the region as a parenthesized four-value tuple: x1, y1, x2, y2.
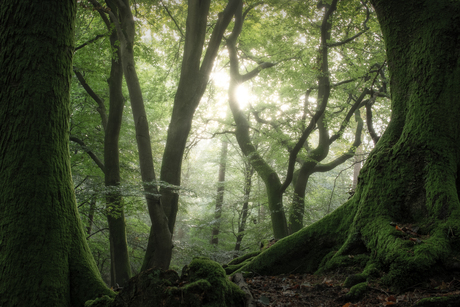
(387, 295, 397, 302)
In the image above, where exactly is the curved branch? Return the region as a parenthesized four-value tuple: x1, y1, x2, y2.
(366, 98, 380, 144)
(314, 109, 364, 173)
(329, 88, 369, 144)
(86, 227, 109, 240)
(279, 0, 338, 194)
(75, 34, 107, 52)
(70, 136, 105, 173)
(200, 0, 242, 76)
(327, 28, 369, 47)
(73, 68, 108, 130)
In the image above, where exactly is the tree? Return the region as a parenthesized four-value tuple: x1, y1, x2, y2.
(238, 0, 460, 290)
(226, 0, 380, 238)
(234, 160, 255, 252)
(211, 139, 229, 245)
(0, 1, 113, 305)
(72, 1, 132, 286)
(159, 0, 241, 244)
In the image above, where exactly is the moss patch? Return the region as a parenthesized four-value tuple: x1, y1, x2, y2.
(166, 257, 246, 307)
(414, 295, 460, 306)
(345, 282, 368, 301)
(318, 254, 370, 274)
(343, 274, 367, 288)
(227, 251, 260, 266)
(85, 295, 114, 307)
(110, 258, 245, 306)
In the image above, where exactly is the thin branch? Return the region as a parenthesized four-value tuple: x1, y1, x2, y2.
(329, 88, 369, 144)
(211, 130, 237, 138)
(370, 60, 387, 91)
(86, 227, 109, 240)
(327, 0, 370, 47)
(327, 28, 368, 47)
(315, 109, 364, 172)
(75, 34, 107, 51)
(75, 175, 90, 190)
(73, 68, 108, 130)
(161, 1, 185, 39)
(70, 136, 105, 173)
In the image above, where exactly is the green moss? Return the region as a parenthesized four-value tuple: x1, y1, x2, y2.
(84, 295, 114, 307)
(414, 295, 460, 307)
(318, 254, 369, 274)
(225, 258, 252, 275)
(227, 251, 260, 266)
(362, 262, 381, 278)
(343, 274, 367, 288)
(167, 257, 245, 307)
(237, 199, 357, 276)
(345, 282, 368, 301)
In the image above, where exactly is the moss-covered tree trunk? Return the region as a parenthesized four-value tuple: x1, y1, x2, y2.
(240, 0, 460, 290)
(0, 1, 113, 306)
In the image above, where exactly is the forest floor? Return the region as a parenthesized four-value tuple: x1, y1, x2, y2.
(245, 270, 460, 306)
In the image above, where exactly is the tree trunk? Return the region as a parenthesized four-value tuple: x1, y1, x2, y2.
(87, 196, 96, 235)
(211, 140, 228, 245)
(104, 2, 131, 286)
(229, 75, 288, 239)
(352, 145, 362, 189)
(0, 1, 113, 305)
(234, 163, 254, 251)
(289, 110, 363, 234)
(107, 0, 173, 271)
(227, 2, 288, 239)
(76, 1, 132, 285)
(159, 0, 241, 237)
(240, 0, 460, 290)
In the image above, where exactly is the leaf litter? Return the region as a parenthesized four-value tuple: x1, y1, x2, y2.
(243, 271, 460, 306)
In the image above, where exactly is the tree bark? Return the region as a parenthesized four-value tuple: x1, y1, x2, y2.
(240, 0, 460, 290)
(211, 140, 228, 245)
(0, 1, 113, 305)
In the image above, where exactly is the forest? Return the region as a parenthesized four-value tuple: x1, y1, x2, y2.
(1, 0, 460, 306)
